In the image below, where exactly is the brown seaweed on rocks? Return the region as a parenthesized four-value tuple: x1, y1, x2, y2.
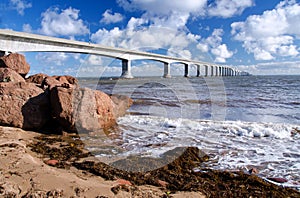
(28, 134, 300, 198)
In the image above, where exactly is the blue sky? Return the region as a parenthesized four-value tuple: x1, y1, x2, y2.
(1, 0, 300, 76)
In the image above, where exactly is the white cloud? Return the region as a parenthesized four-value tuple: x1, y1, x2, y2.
(231, 0, 300, 60)
(91, 18, 196, 54)
(100, 9, 124, 24)
(207, 0, 254, 18)
(39, 7, 89, 37)
(211, 44, 234, 63)
(237, 61, 300, 75)
(197, 29, 233, 62)
(117, 0, 207, 15)
(22, 23, 32, 33)
(10, 0, 32, 15)
(36, 52, 69, 66)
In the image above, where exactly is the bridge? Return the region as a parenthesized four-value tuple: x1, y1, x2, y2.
(0, 29, 244, 78)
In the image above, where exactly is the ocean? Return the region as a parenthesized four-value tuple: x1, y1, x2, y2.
(78, 75, 300, 185)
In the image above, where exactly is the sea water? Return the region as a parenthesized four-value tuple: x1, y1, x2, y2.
(79, 75, 300, 183)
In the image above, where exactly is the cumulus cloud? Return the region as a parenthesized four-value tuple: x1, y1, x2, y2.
(237, 61, 300, 75)
(39, 7, 89, 37)
(91, 18, 197, 57)
(22, 23, 32, 33)
(100, 9, 124, 24)
(207, 0, 254, 18)
(231, 0, 300, 60)
(36, 52, 69, 66)
(197, 29, 233, 62)
(9, 0, 32, 15)
(117, 0, 207, 15)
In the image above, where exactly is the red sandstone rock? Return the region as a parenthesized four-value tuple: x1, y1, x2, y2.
(0, 53, 30, 77)
(267, 177, 288, 183)
(42, 76, 78, 90)
(110, 94, 133, 118)
(26, 73, 49, 84)
(0, 68, 25, 83)
(248, 168, 259, 174)
(0, 82, 50, 129)
(45, 159, 59, 166)
(53, 75, 78, 86)
(50, 87, 117, 133)
(115, 179, 132, 186)
(157, 179, 168, 188)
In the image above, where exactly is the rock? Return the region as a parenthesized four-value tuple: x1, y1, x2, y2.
(0, 68, 25, 83)
(156, 179, 168, 188)
(42, 76, 78, 90)
(26, 73, 49, 84)
(110, 94, 133, 117)
(50, 87, 116, 133)
(53, 75, 78, 86)
(0, 82, 51, 129)
(267, 177, 288, 183)
(248, 168, 259, 174)
(0, 53, 30, 77)
(115, 179, 132, 186)
(45, 159, 59, 166)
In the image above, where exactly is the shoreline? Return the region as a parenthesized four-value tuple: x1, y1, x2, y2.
(1, 126, 299, 197)
(0, 125, 205, 197)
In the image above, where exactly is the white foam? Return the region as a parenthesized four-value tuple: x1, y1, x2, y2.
(114, 115, 300, 181)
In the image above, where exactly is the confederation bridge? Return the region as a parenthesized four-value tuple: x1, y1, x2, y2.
(0, 29, 244, 78)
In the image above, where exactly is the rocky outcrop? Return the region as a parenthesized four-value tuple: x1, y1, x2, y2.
(0, 53, 30, 77)
(0, 82, 50, 130)
(50, 87, 116, 133)
(0, 53, 132, 133)
(26, 73, 49, 85)
(41, 76, 78, 90)
(0, 68, 25, 83)
(110, 94, 133, 117)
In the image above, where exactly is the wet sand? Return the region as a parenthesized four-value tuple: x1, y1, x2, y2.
(0, 126, 205, 197)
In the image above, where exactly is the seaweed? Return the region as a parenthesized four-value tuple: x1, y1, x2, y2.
(28, 134, 300, 198)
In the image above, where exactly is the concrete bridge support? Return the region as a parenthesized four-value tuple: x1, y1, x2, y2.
(219, 67, 222, 76)
(196, 65, 201, 77)
(184, 63, 189, 77)
(121, 59, 133, 78)
(215, 66, 219, 76)
(205, 65, 208, 77)
(163, 62, 171, 78)
(211, 66, 214, 76)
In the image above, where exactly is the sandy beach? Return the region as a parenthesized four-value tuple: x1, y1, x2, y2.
(0, 126, 205, 197)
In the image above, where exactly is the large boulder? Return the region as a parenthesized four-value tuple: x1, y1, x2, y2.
(0, 53, 30, 77)
(50, 87, 116, 133)
(0, 68, 25, 83)
(52, 75, 78, 86)
(26, 73, 49, 85)
(110, 94, 133, 117)
(0, 82, 51, 129)
(41, 76, 78, 90)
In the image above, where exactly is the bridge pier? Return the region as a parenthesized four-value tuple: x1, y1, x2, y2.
(163, 62, 171, 78)
(121, 59, 133, 79)
(184, 63, 189, 77)
(211, 66, 214, 76)
(215, 66, 219, 76)
(196, 65, 200, 77)
(205, 65, 208, 77)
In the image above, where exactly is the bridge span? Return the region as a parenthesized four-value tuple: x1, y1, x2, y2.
(0, 29, 243, 78)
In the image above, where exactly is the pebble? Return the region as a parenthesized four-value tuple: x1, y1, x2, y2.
(115, 179, 132, 186)
(45, 159, 59, 166)
(267, 177, 288, 183)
